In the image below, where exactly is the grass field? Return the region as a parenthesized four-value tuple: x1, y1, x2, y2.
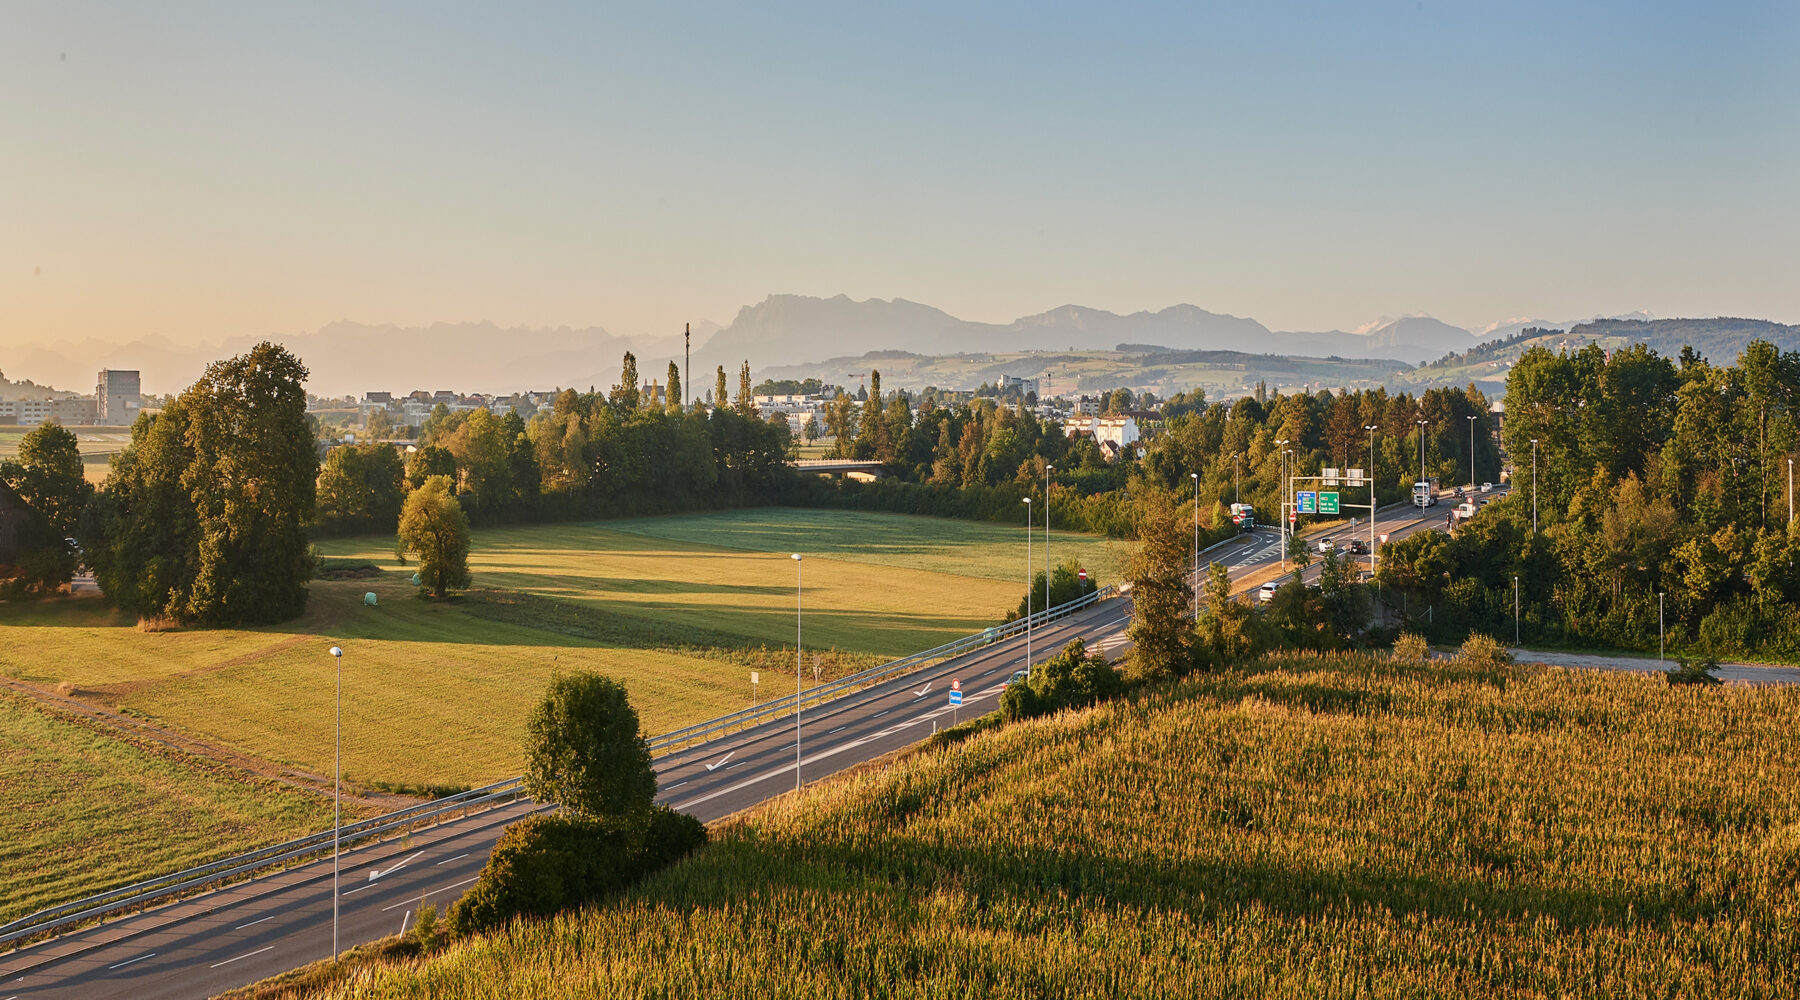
(0, 509, 1072, 792)
(0, 424, 134, 483)
(292, 651, 1800, 999)
(0, 687, 334, 925)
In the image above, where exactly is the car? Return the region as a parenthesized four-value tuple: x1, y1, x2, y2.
(1346, 539, 1368, 555)
(1317, 538, 1335, 554)
(1454, 501, 1477, 520)
(1480, 482, 1493, 493)
(1453, 486, 1466, 498)
(1258, 581, 1279, 603)
(1007, 669, 1030, 687)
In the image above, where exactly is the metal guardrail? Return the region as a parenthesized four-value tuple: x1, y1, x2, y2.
(0, 584, 1122, 951)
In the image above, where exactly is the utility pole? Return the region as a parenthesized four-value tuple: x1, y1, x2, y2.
(1234, 453, 1240, 503)
(1190, 472, 1199, 624)
(1023, 497, 1033, 674)
(684, 323, 691, 408)
(328, 645, 342, 963)
(1789, 457, 1793, 527)
(1658, 592, 1665, 662)
(1274, 440, 1290, 570)
(1366, 425, 1379, 577)
(1467, 414, 1477, 487)
(1514, 576, 1520, 646)
(1416, 418, 1429, 487)
(1045, 464, 1054, 591)
(792, 554, 802, 790)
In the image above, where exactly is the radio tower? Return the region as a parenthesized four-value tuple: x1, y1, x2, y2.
(683, 323, 691, 408)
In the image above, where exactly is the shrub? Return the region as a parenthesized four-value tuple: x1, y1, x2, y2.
(524, 673, 656, 825)
(1667, 656, 1723, 686)
(1391, 633, 1430, 664)
(1002, 639, 1120, 723)
(1456, 633, 1511, 670)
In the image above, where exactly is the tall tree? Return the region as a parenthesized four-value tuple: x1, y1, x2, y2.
(736, 362, 756, 418)
(715, 366, 729, 413)
(397, 475, 472, 598)
(613, 352, 641, 414)
(1126, 491, 1193, 680)
(666, 362, 683, 414)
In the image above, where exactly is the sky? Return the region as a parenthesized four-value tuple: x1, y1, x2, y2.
(3, 0, 1796, 349)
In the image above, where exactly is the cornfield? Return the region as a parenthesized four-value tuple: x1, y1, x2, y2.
(313, 651, 1800, 998)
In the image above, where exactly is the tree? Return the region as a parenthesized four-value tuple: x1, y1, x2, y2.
(613, 353, 641, 414)
(715, 366, 729, 413)
(1126, 491, 1193, 680)
(524, 673, 656, 825)
(397, 475, 472, 598)
(666, 362, 683, 414)
(1193, 561, 1263, 669)
(3, 422, 91, 537)
(736, 362, 756, 418)
(405, 444, 457, 489)
(316, 443, 405, 533)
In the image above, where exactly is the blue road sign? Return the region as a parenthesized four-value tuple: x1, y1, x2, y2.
(949, 690, 963, 707)
(1296, 491, 1317, 513)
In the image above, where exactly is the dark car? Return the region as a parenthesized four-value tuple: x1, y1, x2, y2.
(1346, 539, 1368, 555)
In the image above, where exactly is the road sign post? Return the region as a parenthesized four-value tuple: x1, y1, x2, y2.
(750, 671, 759, 708)
(949, 680, 963, 724)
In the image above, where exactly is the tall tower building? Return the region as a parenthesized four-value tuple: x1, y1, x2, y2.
(96, 369, 142, 425)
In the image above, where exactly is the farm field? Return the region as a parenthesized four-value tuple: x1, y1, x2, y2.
(0, 687, 334, 925)
(0, 510, 1041, 792)
(294, 651, 1800, 999)
(0, 424, 134, 484)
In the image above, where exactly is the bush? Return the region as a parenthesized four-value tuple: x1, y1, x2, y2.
(1666, 656, 1723, 686)
(524, 673, 656, 825)
(446, 807, 710, 938)
(1456, 633, 1512, 670)
(1392, 633, 1430, 664)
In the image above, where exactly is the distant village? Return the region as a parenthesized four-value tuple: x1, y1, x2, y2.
(0, 369, 143, 427)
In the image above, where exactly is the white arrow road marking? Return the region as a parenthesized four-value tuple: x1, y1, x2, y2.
(368, 850, 424, 882)
(913, 681, 932, 697)
(704, 751, 735, 771)
(210, 946, 273, 969)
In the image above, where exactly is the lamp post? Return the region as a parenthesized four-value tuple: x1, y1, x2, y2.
(1789, 457, 1793, 527)
(1044, 464, 1054, 591)
(1513, 576, 1520, 645)
(1022, 498, 1033, 673)
(1415, 418, 1429, 487)
(791, 554, 802, 791)
(1233, 453, 1241, 503)
(1366, 425, 1379, 576)
(1658, 591, 1664, 663)
(1530, 439, 1539, 535)
(1274, 439, 1290, 569)
(1467, 414, 1477, 488)
(1190, 472, 1200, 623)
(328, 645, 342, 963)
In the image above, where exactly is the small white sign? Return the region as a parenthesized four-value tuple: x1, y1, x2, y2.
(750, 671, 759, 685)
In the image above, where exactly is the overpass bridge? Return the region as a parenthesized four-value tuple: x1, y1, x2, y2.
(793, 458, 889, 481)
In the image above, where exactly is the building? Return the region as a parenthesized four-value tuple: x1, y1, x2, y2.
(1063, 414, 1141, 460)
(96, 369, 142, 425)
(0, 400, 54, 424)
(997, 374, 1040, 397)
(52, 398, 96, 424)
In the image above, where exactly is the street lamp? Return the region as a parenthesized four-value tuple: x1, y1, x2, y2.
(1513, 576, 1520, 645)
(1530, 438, 1539, 535)
(1044, 464, 1054, 593)
(1190, 472, 1200, 623)
(1022, 498, 1033, 673)
(1658, 591, 1664, 662)
(1415, 418, 1429, 487)
(328, 645, 342, 963)
(1365, 425, 1379, 576)
(1467, 414, 1477, 488)
(791, 554, 802, 791)
(1234, 453, 1241, 503)
(1274, 439, 1290, 568)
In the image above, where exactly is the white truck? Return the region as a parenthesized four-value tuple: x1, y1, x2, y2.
(1229, 502, 1257, 532)
(1412, 477, 1440, 508)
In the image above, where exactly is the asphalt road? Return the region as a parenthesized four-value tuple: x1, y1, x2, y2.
(2, 596, 1134, 1000)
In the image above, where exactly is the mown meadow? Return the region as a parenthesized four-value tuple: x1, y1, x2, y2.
(0, 688, 333, 925)
(301, 651, 1800, 998)
(0, 510, 1074, 793)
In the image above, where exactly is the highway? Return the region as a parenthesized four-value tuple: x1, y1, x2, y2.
(0, 489, 1502, 1000)
(2, 595, 1136, 1000)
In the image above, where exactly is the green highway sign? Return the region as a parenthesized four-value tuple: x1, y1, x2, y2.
(1319, 491, 1340, 515)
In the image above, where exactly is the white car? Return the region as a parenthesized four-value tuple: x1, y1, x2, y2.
(1258, 582, 1279, 603)
(1480, 482, 1493, 493)
(1317, 538, 1335, 554)
(1454, 501, 1477, 520)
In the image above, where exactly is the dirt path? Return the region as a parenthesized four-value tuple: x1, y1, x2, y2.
(0, 674, 416, 812)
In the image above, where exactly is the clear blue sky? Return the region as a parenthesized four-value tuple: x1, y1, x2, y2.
(4, 1, 1795, 345)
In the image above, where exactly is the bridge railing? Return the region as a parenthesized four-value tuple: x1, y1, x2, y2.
(0, 584, 1122, 951)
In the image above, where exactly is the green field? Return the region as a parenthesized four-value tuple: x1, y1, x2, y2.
(0, 510, 1072, 792)
(0, 687, 334, 925)
(293, 652, 1800, 999)
(0, 424, 134, 483)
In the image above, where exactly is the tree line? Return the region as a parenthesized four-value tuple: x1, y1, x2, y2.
(1379, 339, 1800, 658)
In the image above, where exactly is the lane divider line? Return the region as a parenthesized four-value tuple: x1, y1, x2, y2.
(108, 953, 154, 970)
(209, 946, 273, 969)
(233, 915, 275, 930)
(433, 853, 470, 867)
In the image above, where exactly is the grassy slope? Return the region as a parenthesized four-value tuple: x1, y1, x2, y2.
(302, 652, 1800, 999)
(0, 511, 1038, 790)
(0, 687, 333, 924)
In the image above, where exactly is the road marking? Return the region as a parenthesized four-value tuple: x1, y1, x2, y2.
(726, 761, 746, 770)
(234, 914, 275, 930)
(778, 742, 795, 751)
(912, 681, 932, 697)
(210, 946, 273, 969)
(828, 725, 846, 734)
(434, 853, 470, 866)
(109, 953, 155, 970)
(665, 780, 687, 789)
(872, 710, 888, 718)
(704, 751, 734, 771)
(398, 910, 411, 935)
(383, 877, 478, 910)
(343, 883, 373, 895)
(369, 850, 425, 881)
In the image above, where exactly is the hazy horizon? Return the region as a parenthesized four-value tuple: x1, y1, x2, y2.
(5, 2, 1797, 349)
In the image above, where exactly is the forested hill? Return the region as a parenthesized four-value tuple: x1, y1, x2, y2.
(1566, 317, 1799, 360)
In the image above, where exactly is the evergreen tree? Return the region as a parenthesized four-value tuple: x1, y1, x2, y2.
(666, 362, 683, 414)
(736, 362, 756, 418)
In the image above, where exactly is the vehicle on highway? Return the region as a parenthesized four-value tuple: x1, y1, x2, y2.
(1453, 485, 1467, 498)
(1412, 477, 1439, 507)
(1346, 539, 1368, 555)
(1480, 482, 1493, 493)
(1453, 501, 1477, 521)
(1317, 538, 1335, 554)
(1258, 581, 1279, 603)
(1008, 669, 1030, 687)
(1230, 502, 1257, 531)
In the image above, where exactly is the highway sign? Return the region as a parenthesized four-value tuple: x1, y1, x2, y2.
(1379, 532, 1389, 544)
(1323, 468, 1340, 486)
(1346, 467, 1365, 486)
(1296, 491, 1317, 513)
(1319, 491, 1340, 515)
(949, 679, 963, 707)
(1289, 511, 1297, 524)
